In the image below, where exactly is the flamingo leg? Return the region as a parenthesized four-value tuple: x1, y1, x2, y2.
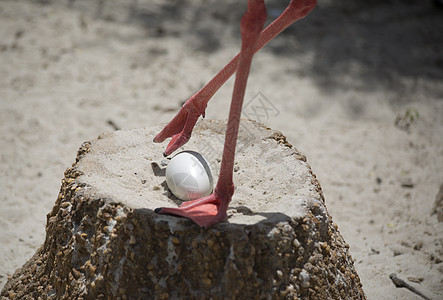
(156, 0, 267, 227)
(153, 0, 317, 156)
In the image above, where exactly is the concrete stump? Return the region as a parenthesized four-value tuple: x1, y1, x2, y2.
(1, 120, 365, 299)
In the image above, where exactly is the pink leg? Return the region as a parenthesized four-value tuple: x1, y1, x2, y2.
(153, 0, 317, 156)
(156, 0, 267, 227)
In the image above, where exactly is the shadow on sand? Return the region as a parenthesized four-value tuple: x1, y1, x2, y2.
(50, 0, 443, 102)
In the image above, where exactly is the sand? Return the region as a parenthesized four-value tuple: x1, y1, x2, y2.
(0, 0, 442, 299)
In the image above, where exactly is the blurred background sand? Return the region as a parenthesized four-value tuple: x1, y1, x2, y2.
(1, 0, 442, 298)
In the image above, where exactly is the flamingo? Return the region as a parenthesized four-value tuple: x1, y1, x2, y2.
(154, 0, 317, 227)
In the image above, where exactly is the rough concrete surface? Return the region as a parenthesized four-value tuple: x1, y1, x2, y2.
(1, 120, 364, 299)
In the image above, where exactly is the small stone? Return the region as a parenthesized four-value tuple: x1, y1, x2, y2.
(413, 241, 423, 250)
(280, 289, 289, 297)
(292, 238, 301, 248)
(207, 239, 215, 248)
(202, 278, 212, 286)
(401, 178, 414, 188)
(72, 268, 81, 279)
(246, 266, 253, 275)
(407, 276, 423, 283)
(299, 269, 310, 288)
(88, 265, 96, 275)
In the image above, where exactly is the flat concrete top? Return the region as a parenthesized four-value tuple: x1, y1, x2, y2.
(77, 119, 322, 225)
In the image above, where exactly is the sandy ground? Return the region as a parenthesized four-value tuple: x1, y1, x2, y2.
(0, 0, 442, 298)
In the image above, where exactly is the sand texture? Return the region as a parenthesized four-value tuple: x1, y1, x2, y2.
(0, 0, 442, 299)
